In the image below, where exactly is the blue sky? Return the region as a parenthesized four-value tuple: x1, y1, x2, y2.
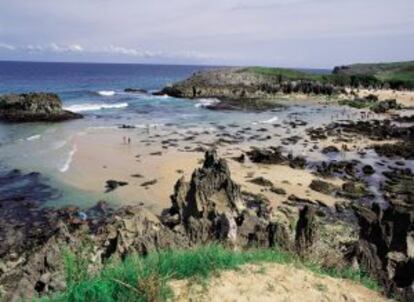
(0, 0, 413, 68)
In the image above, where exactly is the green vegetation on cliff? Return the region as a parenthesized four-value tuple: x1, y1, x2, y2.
(333, 61, 414, 89)
(240, 67, 325, 81)
(243, 61, 414, 89)
(39, 245, 380, 302)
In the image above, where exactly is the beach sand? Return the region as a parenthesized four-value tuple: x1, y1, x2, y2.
(58, 123, 349, 214)
(356, 88, 414, 107)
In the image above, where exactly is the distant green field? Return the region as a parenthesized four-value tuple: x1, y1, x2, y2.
(241, 61, 414, 89)
(334, 61, 414, 89)
(241, 66, 325, 81)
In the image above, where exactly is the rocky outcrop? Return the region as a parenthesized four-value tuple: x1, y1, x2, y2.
(334, 120, 414, 141)
(352, 169, 414, 301)
(0, 150, 299, 300)
(353, 203, 413, 301)
(246, 147, 307, 169)
(0, 93, 82, 122)
(161, 149, 291, 248)
(157, 68, 340, 103)
(373, 142, 414, 159)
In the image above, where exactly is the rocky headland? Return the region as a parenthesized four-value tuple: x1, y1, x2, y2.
(158, 68, 340, 109)
(157, 62, 414, 111)
(0, 93, 82, 122)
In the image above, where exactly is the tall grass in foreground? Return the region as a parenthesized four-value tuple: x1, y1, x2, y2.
(38, 245, 380, 302)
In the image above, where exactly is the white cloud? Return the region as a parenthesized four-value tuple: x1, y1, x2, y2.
(23, 43, 84, 53)
(0, 43, 16, 50)
(0, 42, 218, 62)
(103, 45, 161, 58)
(68, 44, 83, 52)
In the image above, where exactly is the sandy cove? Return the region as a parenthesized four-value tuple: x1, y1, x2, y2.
(57, 114, 374, 213)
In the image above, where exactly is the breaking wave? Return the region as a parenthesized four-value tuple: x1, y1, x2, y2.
(64, 102, 128, 112)
(97, 90, 116, 96)
(194, 98, 220, 108)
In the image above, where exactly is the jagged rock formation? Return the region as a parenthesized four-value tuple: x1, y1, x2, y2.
(295, 206, 319, 254)
(161, 149, 291, 248)
(352, 169, 414, 301)
(0, 93, 82, 122)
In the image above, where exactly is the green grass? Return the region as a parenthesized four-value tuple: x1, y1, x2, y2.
(242, 61, 414, 89)
(37, 245, 381, 302)
(241, 66, 325, 81)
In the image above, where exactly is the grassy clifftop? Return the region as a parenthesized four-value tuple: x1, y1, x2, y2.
(333, 61, 414, 89)
(240, 67, 326, 81)
(242, 61, 414, 89)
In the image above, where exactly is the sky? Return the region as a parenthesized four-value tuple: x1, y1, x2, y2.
(0, 0, 413, 68)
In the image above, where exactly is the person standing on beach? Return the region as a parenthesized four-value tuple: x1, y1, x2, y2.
(123, 136, 126, 144)
(128, 137, 131, 144)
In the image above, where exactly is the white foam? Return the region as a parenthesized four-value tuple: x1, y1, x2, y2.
(60, 145, 77, 173)
(26, 134, 41, 141)
(63, 102, 128, 112)
(194, 98, 220, 108)
(51, 140, 67, 150)
(134, 123, 164, 129)
(259, 116, 279, 124)
(97, 90, 115, 96)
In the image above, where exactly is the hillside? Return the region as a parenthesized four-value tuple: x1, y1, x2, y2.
(333, 61, 414, 89)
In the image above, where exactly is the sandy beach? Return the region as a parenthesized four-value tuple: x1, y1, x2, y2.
(55, 100, 396, 213)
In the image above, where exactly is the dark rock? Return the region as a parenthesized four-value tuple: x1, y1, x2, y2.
(322, 145, 340, 154)
(131, 174, 143, 178)
(247, 147, 286, 164)
(383, 168, 414, 208)
(247, 147, 306, 169)
(373, 142, 414, 159)
(353, 201, 414, 300)
(309, 179, 337, 195)
(0, 93, 82, 122)
(270, 187, 287, 195)
(105, 180, 128, 192)
(362, 165, 375, 175)
(119, 124, 136, 129)
(371, 99, 400, 113)
(339, 181, 370, 200)
(232, 153, 245, 163)
(124, 88, 147, 93)
(295, 206, 318, 254)
(336, 120, 414, 141)
(393, 115, 414, 123)
(248, 177, 273, 187)
(315, 160, 359, 179)
(140, 179, 158, 187)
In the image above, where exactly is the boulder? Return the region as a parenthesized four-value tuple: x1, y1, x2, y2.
(0, 93, 82, 122)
